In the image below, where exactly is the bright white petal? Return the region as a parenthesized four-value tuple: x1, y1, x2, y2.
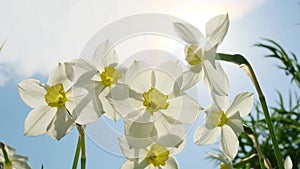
(118, 136, 148, 159)
(74, 85, 105, 125)
(120, 159, 149, 169)
(205, 14, 229, 49)
(174, 70, 203, 92)
(74, 70, 98, 87)
(46, 107, 75, 140)
(173, 22, 203, 44)
(24, 105, 56, 136)
(194, 125, 221, 145)
(284, 156, 293, 169)
(226, 112, 243, 137)
(162, 94, 202, 124)
(124, 121, 157, 149)
(154, 70, 175, 95)
(47, 63, 73, 89)
(220, 125, 239, 159)
(18, 79, 46, 108)
(203, 60, 229, 96)
(226, 92, 254, 117)
(93, 39, 118, 69)
(211, 92, 229, 111)
(125, 61, 153, 93)
(164, 156, 179, 169)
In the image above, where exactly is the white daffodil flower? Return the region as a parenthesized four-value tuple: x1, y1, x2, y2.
(119, 136, 182, 169)
(69, 39, 124, 124)
(284, 156, 293, 169)
(109, 60, 202, 126)
(18, 62, 77, 140)
(173, 14, 230, 96)
(194, 92, 253, 159)
(0, 142, 31, 169)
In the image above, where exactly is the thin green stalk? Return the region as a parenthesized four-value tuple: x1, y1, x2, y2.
(217, 53, 284, 169)
(244, 125, 265, 169)
(77, 124, 86, 169)
(72, 136, 81, 169)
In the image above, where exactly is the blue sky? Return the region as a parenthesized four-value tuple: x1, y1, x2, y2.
(0, 0, 299, 168)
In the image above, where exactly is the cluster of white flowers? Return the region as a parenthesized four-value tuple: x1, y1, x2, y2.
(18, 14, 255, 168)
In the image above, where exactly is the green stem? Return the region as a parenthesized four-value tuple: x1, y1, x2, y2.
(72, 136, 81, 169)
(77, 124, 86, 169)
(217, 53, 284, 169)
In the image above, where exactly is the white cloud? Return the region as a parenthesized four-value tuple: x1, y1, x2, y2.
(0, 0, 267, 86)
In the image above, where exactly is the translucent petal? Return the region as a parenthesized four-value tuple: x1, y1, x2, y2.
(194, 125, 221, 145)
(124, 121, 157, 149)
(211, 92, 228, 111)
(46, 107, 75, 140)
(155, 61, 182, 95)
(118, 136, 148, 159)
(203, 60, 229, 96)
(18, 79, 47, 108)
(93, 39, 118, 69)
(174, 70, 203, 92)
(226, 112, 243, 137)
(205, 14, 229, 49)
(125, 61, 153, 93)
(164, 156, 179, 169)
(47, 63, 73, 89)
(162, 94, 202, 124)
(24, 105, 56, 136)
(173, 22, 204, 44)
(226, 92, 254, 117)
(120, 159, 149, 169)
(74, 84, 105, 125)
(220, 125, 239, 159)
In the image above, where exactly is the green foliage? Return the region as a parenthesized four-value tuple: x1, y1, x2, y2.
(234, 40, 300, 169)
(255, 38, 300, 87)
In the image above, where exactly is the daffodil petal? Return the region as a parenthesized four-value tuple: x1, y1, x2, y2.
(226, 92, 254, 117)
(173, 22, 204, 44)
(124, 61, 152, 92)
(24, 105, 56, 136)
(211, 92, 229, 111)
(226, 112, 243, 137)
(203, 60, 229, 96)
(205, 14, 229, 49)
(46, 107, 75, 140)
(194, 125, 221, 145)
(47, 63, 73, 89)
(120, 159, 149, 169)
(162, 94, 201, 124)
(164, 156, 179, 169)
(175, 70, 203, 92)
(93, 39, 118, 69)
(124, 121, 157, 149)
(118, 136, 148, 159)
(74, 89, 104, 125)
(18, 79, 47, 108)
(220, 125, 239, 159)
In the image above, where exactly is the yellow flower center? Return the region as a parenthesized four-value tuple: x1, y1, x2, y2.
(45, 83, 67, 107)
(143, 88, 169, 115)
(4, 161, 12, 169)
(209, 110, 227, 127)
(220, 163, 230, 169)
(145, 144, 170, 167)
(186, 46, 201, 65)
(100, 66, 122, 87)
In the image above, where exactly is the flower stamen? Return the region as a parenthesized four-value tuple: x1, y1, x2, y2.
(143, 88, 169, 115)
